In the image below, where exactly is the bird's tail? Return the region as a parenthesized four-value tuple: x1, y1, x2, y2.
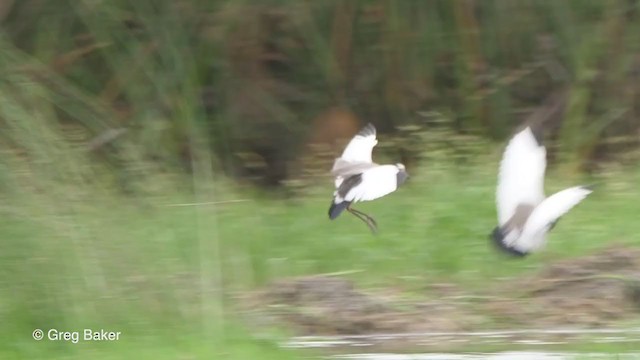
(328, 200, 350, 220)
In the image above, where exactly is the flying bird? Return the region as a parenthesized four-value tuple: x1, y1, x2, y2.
(328, 123, 408, 233)
(491, 125, 593, 256)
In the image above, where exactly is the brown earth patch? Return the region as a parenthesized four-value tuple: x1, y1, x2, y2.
(486, 245, 640, 328)
(240, 244, 640, 336)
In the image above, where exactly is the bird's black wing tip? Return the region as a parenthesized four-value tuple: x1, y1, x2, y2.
(526, 123, 545, 147)
(490, 226, 529, 258)
(357, 123, 376, 138)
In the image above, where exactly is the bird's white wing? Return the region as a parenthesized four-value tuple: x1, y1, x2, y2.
(514, 186, 593, 251)
(332, 159, 379, 189)
(331, 158, 379, 178)
(496, 126, 547, 225)
(343, 165, 399, 202)
(339, 123, 378, 163)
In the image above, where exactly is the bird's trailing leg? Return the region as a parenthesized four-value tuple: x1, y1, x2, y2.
(347, 205, 378, 234)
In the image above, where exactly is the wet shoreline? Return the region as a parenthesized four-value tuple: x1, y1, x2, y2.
(240, 245, 640, 357)
(283, 327, 640, 353)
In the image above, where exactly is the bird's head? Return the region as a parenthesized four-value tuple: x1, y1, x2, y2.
(395, 163, 408, 185)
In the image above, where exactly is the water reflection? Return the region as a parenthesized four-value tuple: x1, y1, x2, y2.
(283, 328, 640, 359)
(332, 352, 640, 360)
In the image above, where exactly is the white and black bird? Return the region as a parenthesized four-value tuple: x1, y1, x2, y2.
(328, 123, 408, 233)
(491, 125, 593, 256)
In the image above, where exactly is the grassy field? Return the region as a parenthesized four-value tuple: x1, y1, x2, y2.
(2, 1, 640, 358)
(1, 145, 640, 358)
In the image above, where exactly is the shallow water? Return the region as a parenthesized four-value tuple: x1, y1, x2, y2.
(282, 328, 640, 359)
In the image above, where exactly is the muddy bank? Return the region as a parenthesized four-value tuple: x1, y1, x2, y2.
(240, 245, 640, 337)
(487, 246, 640, 328)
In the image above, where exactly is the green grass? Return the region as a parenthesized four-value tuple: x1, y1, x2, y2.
(213, 162, 640, 291)
(2, 151, 640, 358)
(0, 327, 306, 360)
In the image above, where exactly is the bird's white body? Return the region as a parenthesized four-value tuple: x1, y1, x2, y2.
(493, 126, 592, 255)
(334, 164, 403, 203)
(328, 123, 408, 229)
(496, 127, 547, 226)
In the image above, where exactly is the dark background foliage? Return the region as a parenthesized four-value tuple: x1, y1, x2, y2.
(2, 0, 639, 189)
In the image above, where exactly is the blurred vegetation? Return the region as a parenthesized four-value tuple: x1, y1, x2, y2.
(1, 0, 639, 190)
(2, 1, 640, 358)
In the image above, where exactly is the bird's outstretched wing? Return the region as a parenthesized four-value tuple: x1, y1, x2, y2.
(496, 126, 547, 226)
(338, 123, 378, 163)
(331, 159, 378, 178)
(341, 165, 399, 202)
(520, 186, 593, 242)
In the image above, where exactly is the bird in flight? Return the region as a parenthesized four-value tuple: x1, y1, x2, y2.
(328, 123, 408, 233)
(491, 125, 593, 256)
